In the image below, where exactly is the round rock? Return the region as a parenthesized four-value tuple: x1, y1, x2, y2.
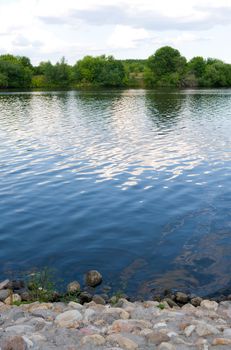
(85, 270, 102, 287)
(175, 292, 189, 304)
(67, 281, 81, 293)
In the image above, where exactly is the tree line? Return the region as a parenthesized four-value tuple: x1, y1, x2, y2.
(1, 46, 231, 89)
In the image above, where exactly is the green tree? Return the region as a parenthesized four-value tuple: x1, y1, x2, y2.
(145, 46, 187, 87)
(73, 55, 126, 87)
(0, 54, 32, 88)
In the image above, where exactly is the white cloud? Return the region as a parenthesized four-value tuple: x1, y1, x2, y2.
(107, 25, 150, 49)
(0, 0, 231, 63)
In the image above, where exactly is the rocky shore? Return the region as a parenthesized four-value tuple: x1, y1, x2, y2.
(1, 272, 231, 349)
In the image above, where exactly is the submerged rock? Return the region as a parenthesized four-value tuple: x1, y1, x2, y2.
(85, 270, 102, 287)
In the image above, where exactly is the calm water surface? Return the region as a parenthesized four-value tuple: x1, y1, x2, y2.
(0, 89, 231, 297)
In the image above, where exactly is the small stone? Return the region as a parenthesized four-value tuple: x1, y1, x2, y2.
(107, 334, 138, 350)
(191, 297, 202, 307)
(85, 270, 102, 287)
(140, 329, 153, 336)
(5, 325, 34, 334)
(196, 322, 220, 336)
(200, 300, 218, 311)
(104, 307, 130, 321)
(1, 335, 27, 350)
(0, 289, 10, 301)
(164, 298, 178, 308)
(195, 338, 209, 350)
(4, 294, 21, 305)
(93, 295, 106, 305)
(181, 303, 195, 311)
(146, 332, 170, 345)
(19, 291, 31, 302)
(55, 310, 82, 328)
(158, 342, 176, 350)
(212, 338, 231, 345)
(79, 291, 93, 304)
(84, 308, 96, 321)
(154, 322, 167, 329)
(175, 292, 188, 304)
(81, 334, 105, 346)
(0, 279, 10, 290)
(31, 309, 56, 321)
(67, 281, 81, 293)
(184, 325, 195, 337)
(111, 319, 152, 333)
(68, 301, 83, 310)
(22, 336, 33, 349)
(28, 302, 53, 312)
(223, 328, 231, 337)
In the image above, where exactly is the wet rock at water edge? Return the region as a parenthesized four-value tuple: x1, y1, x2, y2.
(4, 293, 21, 305)
(175, 292, 189, 304)
(164, 298, 178, 308)
(93, 294, 106, 305)
(67, 281, 81, 293)
(0, 279, 10, 290)
(190, 296, 202, 307)
(7, 280, 25, 290)
(16, 289, 31, 302)
(79, 291, 93, 304)
(85, 270, 102, 287)
(0, 289, 10, 301)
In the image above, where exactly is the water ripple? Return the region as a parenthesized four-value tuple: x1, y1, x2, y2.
(0, 90, 231, 296)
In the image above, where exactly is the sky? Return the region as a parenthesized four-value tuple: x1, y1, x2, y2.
(0, 0, 231, 65)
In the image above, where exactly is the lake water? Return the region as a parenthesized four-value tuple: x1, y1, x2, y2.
(0, 89, 231, 298)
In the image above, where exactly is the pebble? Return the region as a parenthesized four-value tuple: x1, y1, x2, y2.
(195, 321, 220, 336)
(67, 281, 81, 293)
(93, 294, 106, 305)
(81, 334, 106, 346)
(212, 338, 231, 345)
(0, 278, 231, 350)
(107, 334, 138, 350)
(184, 324, 195, 337)
(158, 342, 176, 350)
(1, 335, 27, 350)
(200, 299, 218, 311)
(55, 310, 82, 328)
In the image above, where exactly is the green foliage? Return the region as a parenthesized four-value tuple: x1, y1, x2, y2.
(0, 54, 32, 88)
(146, 46, 186, 87)
(73, 55, 126, 87)
(36, 57, 71, 87)
(26, 267, 56, 302)
(157, 303, 165, 310)
(200, 60, 231, 87)
(187, 56, 206, 78)
(1, 47, 231, 89)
